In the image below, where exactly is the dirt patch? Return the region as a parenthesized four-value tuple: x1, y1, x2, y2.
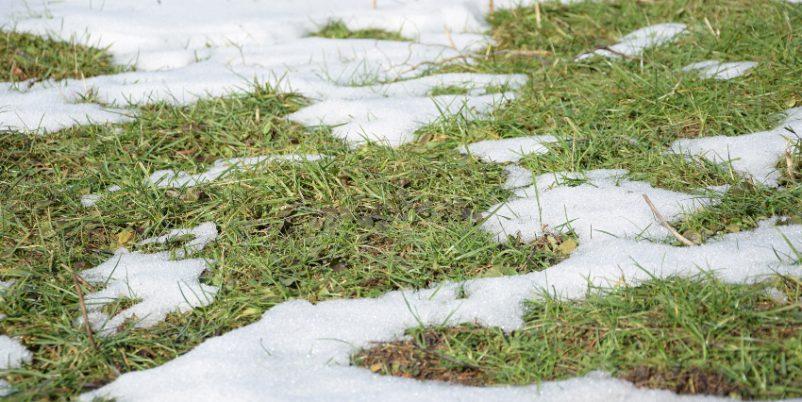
(353, 328, 488, 386)
(623, 366, 740, 397)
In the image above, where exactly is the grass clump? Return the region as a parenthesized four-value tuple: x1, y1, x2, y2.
(1, 31, 119, 82)
(312, 20, 409, 41)
(355, 276, 802, 399)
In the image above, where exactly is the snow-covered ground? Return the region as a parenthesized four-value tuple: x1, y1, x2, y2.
(1, 0, 801, 400)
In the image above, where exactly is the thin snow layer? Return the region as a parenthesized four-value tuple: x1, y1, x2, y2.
(78, 223, 218, 335)
(289, 93, 515, 147)
(0, 0, 530, 141)
(577, 23, 687, 60)
(682, 60, 758, 80)
(83, 220, 802, 401)
(81, 154, 325, 207)
(460, 135, 557, 163)
(481, 169, 712, 243)
(670, 107, 802, 186)
(148, 154, 328, 188)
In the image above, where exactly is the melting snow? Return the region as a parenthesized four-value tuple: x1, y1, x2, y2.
(0, 1, 528, 145)
(576, 23, 687, 60)
(682, 60, 758, 80)
(78, 223, 218, 335)
(81, 154, 326, 207)
(2, 0, 800, 399)
(82, 220, 801, 401)
(670, 108, 802, 186)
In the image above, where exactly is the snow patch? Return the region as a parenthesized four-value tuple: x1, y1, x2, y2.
(0, 1, 528, 143)
(83, 220, 801, 401)
(682, 60, 758, 80)
(0, 336, 30, 397)
(670, 108, 802, 186)
(577, 23, 687, 60)
(502, 165, 534, 190)
(460, 135, 557, 163)
(481, 170, 713, 243)
(289, 93, 515, 147)
(78, 222, 219, 335)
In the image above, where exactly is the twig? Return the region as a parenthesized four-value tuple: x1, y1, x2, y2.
(642, 194, 696, 247)
(488, 0, 494, 14)
(73, 273, 96, 291)
(72, 273, 99, 352)
(535, 2, 542, 29)
(596, 45, 636, 60)
(371, 0, 377, 9)
(786, 148, 796, 181)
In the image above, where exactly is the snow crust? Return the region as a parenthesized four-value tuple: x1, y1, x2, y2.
(78, 223, 218, 335)
(460, 135, 557, 163)
(671, 108, 802, 186)
(83, 219, 801, 401)
(81, 154, 326, 207)
(577, 23, 687, 60)
(682, 60, 758, 80)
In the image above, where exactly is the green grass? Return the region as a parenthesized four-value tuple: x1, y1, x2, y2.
(355, 276, 802, 399)
(1, 31, 119, 82)
(1, 0, 802, 399)
(312, 20, 409, 41)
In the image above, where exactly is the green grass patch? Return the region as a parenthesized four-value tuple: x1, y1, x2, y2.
(355, 276, 802, 399)
(312, 20, 409, 41)
(1, 31, 119, 82)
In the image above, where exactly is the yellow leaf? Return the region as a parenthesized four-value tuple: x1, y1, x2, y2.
(369, 363, 383, 373)
(116, 229, 135, 247)
(556, 238, 577, 255)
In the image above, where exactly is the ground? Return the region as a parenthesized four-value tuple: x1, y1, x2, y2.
(0, 0, 801, 400)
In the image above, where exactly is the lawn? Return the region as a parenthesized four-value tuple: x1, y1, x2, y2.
(1, 0, 801, 400)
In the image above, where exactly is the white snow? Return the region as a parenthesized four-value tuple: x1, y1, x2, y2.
(148, 154, 327, 188)
(502, 165, 534, 190)
(78, 222, 218, 335)
(83, 219, 801, 401)
(670, 108, 802, 186)
(460, 135, 557, 163)
(481, 169, 713, 243)
(682, 60, 758, 80)
(0, 280, 30, 397)
(0, 0, 529, 145)
(290, 93, 515, 147)
(81, 154, 326, 207)
(577, 23, 687, 60)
